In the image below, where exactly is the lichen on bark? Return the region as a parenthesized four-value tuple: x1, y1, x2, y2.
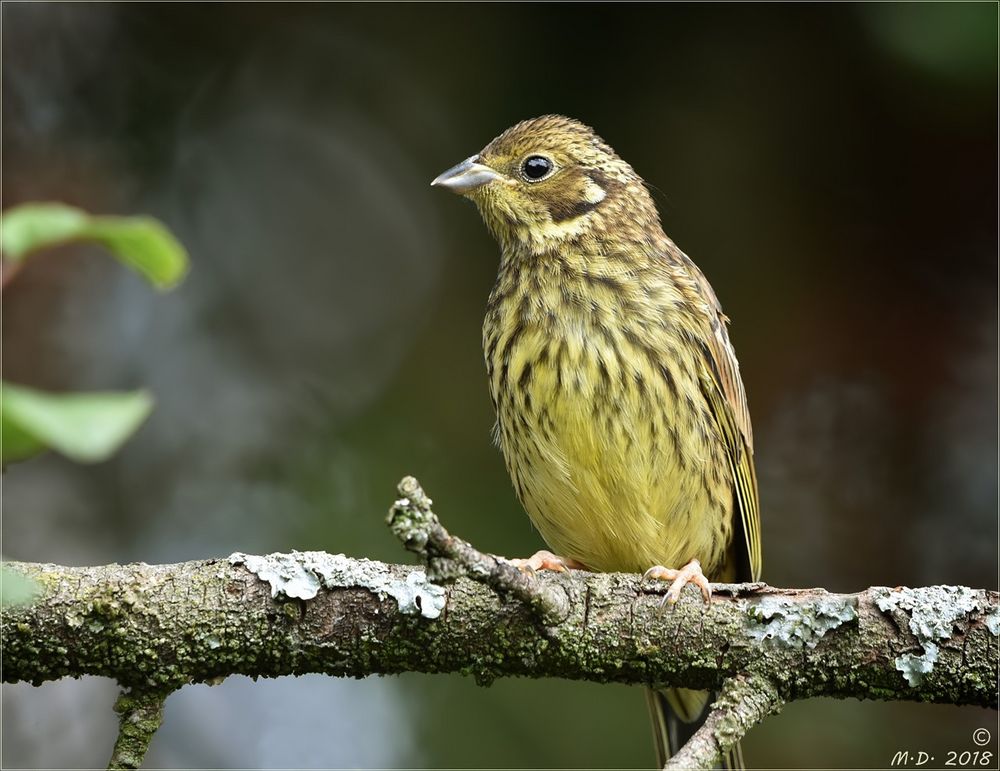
(3, 478, 997, 770)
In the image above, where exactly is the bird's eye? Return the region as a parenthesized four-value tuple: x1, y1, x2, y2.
(521, 155, 554, 182)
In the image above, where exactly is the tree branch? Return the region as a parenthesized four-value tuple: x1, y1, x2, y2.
(388, 475, 571, 624)
(663, 673, 782, 770)
(3, 477, 998, 769)
(108, 688, 168, 770)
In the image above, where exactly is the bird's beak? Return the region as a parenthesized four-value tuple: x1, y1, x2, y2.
(431, 155, 501, 195)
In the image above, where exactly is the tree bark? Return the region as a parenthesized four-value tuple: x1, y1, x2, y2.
(4, 553, 997, 702)
(2, 477, 997, 769)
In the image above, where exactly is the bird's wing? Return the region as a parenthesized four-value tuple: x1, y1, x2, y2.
(676, 252, 762, 582)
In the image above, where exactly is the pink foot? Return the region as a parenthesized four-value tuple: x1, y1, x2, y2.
(643, 558, 712, 604)
(509, 550, 587, 574)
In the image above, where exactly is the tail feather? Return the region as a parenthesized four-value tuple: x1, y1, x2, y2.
(645, 687, 745, 769)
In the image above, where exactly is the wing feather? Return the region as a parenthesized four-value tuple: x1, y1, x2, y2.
(675, 251, 762, 582)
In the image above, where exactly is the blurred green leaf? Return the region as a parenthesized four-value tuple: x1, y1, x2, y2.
(1, 381, 154, 464)
(0, 202, 189, 289)
(1, 566, 40, 608)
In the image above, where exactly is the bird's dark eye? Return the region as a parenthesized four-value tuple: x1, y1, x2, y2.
(522, 155, 554, 182)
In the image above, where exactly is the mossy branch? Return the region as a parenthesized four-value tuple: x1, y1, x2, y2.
(108, 688, 168, 770)
(663, 673, 782, 770)
(3, 477, 998, 769)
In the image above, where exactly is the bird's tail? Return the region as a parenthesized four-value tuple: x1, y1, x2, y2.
(645, 687, 745, 769)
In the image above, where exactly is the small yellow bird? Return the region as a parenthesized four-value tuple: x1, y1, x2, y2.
(432, 116, 761, 768)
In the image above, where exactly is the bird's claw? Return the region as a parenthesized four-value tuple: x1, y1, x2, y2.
(509, 550, 585, 574)
(643, 559, 712, 604)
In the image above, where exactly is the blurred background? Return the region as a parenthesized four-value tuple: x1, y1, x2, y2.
(2, 3, 996, 768)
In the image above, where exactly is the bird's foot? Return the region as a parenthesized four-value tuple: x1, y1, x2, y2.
(508, 550, 587, 574)
(643, 558, 712, 604)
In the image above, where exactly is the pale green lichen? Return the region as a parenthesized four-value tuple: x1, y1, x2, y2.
(985, 607, 1000, 637)
(895, 642, 939, 687)
(875, 585, 981, 688)
(228, 551, 446, 619)
(876, 586, 978, 640)
(386, 478, 436, 554)
(744, 595, 857, 648)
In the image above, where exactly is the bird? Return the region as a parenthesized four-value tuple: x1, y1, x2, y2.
(431, 115, 761, 769)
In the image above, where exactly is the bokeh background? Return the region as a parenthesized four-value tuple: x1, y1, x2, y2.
(2, 3, 996, 768)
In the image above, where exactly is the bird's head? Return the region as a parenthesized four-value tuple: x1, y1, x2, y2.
(432, 115, 659, 254)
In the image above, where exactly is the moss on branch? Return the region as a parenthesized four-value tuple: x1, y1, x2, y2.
(3, 476, 997, 769)
(3, 556, 996, 706)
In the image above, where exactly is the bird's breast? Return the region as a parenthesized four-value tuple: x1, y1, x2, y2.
(482, 261, 733, 575)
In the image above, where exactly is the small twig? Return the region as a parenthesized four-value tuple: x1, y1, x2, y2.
(107, 688, 170, 770)
(664, 673, 783, 770)
(387, 475, 571, 625)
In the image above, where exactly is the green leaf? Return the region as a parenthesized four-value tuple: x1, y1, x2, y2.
(0, 203, 88, 258)
(1, 381, 154, 464)
(1, 566, 41, 608)
(1, 202, 189, 290)
(1, 416, 46, 462)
